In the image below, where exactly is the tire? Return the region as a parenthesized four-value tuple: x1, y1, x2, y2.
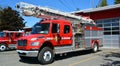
(0, 44, 7, 51)
(92, 43, 99, 53)
(38, 47, 54, 64)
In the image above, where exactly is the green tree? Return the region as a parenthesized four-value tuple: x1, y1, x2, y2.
(0, 7, 25, 31)
(0, 6, 3, 26)
(0, 6, 1, 10)
(97, 0, 108, 7)
(114, 0, 120, 4)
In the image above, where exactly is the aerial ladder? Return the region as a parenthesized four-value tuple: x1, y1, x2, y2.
(16, 2, 95, 25)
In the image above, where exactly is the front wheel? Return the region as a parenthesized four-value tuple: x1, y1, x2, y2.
(38, 47, 54, 64)
(0, 44, 7, 51)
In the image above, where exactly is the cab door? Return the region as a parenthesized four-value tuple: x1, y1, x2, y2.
(51, 22, 73, 46)
(51, 23, 60, 46)
(6, 32, 15, 48)
(6, 33, 13, 43)
(60, 24, 73, 46)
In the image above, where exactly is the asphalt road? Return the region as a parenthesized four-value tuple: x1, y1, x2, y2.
(0, 49, 120, 66)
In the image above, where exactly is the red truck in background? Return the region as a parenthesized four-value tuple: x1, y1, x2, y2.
(16, 2, 103, 64)
(0, 31, 23, 51)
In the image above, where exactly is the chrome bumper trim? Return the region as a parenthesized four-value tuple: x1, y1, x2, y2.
(17, 50, 39, 57)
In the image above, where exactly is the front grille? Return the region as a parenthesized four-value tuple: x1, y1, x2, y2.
(18, 40, 27, 46)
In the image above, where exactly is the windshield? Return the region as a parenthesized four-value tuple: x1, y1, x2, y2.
(31, 23, 50, 34)
(0, 32, 5, 37)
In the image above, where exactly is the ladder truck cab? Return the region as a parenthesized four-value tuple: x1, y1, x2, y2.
(16, 2, 103, 64)
(0, 31, 23, 51)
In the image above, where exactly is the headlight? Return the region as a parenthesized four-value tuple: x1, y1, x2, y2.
(31, 42, 39, 46)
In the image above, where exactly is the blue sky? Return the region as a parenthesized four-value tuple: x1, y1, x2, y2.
(0, 0, 114, 27)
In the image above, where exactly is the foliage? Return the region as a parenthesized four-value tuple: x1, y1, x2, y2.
(0, 6, 25, 31)
(97, 0, 108, 7)
(114, 0, 120, 4)
(0, 7, 2, 9)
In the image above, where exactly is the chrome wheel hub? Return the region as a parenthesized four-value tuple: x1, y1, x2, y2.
(43, 51, 51, 61)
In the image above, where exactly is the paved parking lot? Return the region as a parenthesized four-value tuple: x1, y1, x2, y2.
(0, 49, 120, 66)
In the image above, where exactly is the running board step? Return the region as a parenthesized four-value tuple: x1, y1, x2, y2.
(55, 46, 85, 54)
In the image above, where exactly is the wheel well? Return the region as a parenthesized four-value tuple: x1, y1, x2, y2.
(39, 42, 54, 52)
(94, 41, 99, 47)
(92, 41, 99, 48)
(0, 42, 7, 46)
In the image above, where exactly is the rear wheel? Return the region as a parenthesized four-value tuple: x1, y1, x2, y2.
(92, 43, 99, 52)
(0, 44, 7, 51)
(38, 47, 54, 64)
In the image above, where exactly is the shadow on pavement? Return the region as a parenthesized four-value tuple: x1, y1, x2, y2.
(104, 52, 120, 58)
(54, 50, 95, 60)
(100, 52, 120, 66)
(19, 50, 102, 65)
(19, 57, 40, 64)
(100, 61, 120, 66)
(0, 49, 16, 52)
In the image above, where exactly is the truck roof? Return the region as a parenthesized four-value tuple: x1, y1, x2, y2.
(2, 31, 23, 33)
(40, 19, 71, 24)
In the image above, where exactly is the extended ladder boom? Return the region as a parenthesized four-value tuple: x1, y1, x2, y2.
(16, 2, 95, 24)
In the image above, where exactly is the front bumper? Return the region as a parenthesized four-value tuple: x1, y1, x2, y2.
(17, 50, 39, 57)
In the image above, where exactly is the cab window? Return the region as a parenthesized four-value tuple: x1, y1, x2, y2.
(52, 23, 58, 33)
(16, 33, 22, 37)
(6, 33, 13, 37)
(64, 25, 70, 34)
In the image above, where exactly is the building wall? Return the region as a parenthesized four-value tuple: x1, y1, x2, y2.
(76, 8, 120, 20)
(75, 8, 120, 48)
(96, 18, 120, 48)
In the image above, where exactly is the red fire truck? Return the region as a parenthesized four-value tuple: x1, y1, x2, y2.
(16, 2, 103, 64)
(0, 31, 23, 51)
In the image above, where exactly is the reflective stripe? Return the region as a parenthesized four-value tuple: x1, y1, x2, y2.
(0, 40, 9, 41)
(46, 37, 53, 41)
(85, 37, 102, 39)
(46, 37, 71, 40)
(61, 37, 71, 40)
